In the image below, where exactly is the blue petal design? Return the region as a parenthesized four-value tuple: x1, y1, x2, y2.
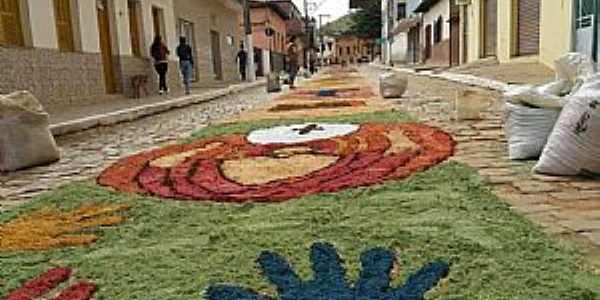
(205, 243, 450, 300)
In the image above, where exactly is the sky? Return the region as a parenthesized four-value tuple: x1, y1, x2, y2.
(292, 0, 351, 27)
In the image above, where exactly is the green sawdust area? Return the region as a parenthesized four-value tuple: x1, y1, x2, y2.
(1, 111, 599, 300)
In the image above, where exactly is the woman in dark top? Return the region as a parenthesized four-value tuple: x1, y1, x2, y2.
(150, 35, 170, 95)
(176, 37, 194, 95)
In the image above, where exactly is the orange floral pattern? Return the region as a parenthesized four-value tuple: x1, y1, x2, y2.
(98, 123, 454, 203)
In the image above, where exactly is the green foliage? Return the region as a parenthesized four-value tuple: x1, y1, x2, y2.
(349, 2, 382, 39)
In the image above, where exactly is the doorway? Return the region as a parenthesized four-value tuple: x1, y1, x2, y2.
(152, 6, 165, 39)
(449, 1, 461, 66)
(575, 0, 597, 61)
(97, 0, 116, 93)
(425, 24, 432, 60)
(482, 0, 497, 57)
(178, 19, 198, 82)
(516, 0, 541, 56)
(210, 30, 223, 80)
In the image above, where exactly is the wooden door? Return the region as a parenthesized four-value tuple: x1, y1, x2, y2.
(425, 25, 432, 60)
(97, 0, 117, 93)
(517, 0, 541, 55)
(450, 2, 460, 66)
(54, 0, 75, 51)
(210, 30, 223, 80)
(0, 0, 24, 46)
(483, 0, 497, 57)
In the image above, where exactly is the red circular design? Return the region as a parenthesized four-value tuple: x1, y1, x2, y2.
(97, 123, 455, 203)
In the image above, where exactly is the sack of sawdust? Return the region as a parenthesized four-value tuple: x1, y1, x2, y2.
(534, 75, 600, 176)
(0, 91, 60, 171)
(379, 72, 407, 98)
(505, 102, 561, 160)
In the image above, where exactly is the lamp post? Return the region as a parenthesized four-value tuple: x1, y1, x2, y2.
(243, 0, 256, 81)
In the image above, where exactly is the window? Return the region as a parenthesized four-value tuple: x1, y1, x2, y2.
(434, 16, 443, 43)
(0, 0, 24, 46)
(128, 0, 142, 57)
(397, 3, 406, 20)
(54, 0, 75, 51)
(346, 46, 350, 54)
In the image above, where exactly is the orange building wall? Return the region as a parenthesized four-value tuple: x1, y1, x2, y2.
(251, 7, 287, 54)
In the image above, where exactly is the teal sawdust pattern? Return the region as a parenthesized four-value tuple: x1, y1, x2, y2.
(206, 242, 449, 300)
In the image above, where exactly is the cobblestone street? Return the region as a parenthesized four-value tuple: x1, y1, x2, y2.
(363, 66, 600, 264)
(0, 86, 273, 209)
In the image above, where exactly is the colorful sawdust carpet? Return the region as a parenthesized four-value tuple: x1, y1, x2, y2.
(98, 123, 454, 202)
(4, 267, 96, 300)
(206, 242, 449, 300)
(0, 204, 129, 252)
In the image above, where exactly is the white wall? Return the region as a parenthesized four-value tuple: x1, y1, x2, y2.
(76, 0, 101, 53)
(140, 0, 178, 61)
(421, 0, 450, 46)
(25, 0, 59, 49)
(391, 32, 408, 62)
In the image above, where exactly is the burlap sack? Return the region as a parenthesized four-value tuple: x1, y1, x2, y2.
(0, 91, 60, 171)
(380, 72, 407, 98)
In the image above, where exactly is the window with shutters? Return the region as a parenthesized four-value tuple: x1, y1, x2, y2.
(54, 0, 75, 52)
(128, 0, 142, 57)
(0, 0, 24, 47)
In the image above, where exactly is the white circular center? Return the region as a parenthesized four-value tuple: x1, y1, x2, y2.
(247, 123, 359, 145)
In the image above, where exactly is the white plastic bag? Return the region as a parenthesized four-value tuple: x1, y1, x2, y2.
(505, 103, 561, 160)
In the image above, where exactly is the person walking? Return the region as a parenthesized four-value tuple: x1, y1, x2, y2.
(236, 43, 248, 81)
(286, 36, 299, 89)
(176, 37, 194, 95)
(150, 35, 170, 95)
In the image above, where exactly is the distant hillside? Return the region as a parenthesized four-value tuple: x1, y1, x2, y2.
(320, 13, 356, 36)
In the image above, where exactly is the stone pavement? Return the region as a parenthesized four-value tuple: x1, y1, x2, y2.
(0, 85, 273, 210)
(364, 66, 600, 264)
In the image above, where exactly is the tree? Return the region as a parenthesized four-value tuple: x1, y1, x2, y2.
(349, 2, 382, 39)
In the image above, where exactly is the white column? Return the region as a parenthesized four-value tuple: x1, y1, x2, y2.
(112, 0, 133, 56)
(262, 50, 271, 75)
(25, 0, 59, 49)
(76, 0, 101, 53)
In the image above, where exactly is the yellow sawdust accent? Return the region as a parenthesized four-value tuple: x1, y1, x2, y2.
(149, 142, 224, 168)
(384, 130, 420, 155)
(272, 147, 313, 158)
(0, 204, 130, 252)
(222, 154, 338, 185)
(220, 98, 393, 124)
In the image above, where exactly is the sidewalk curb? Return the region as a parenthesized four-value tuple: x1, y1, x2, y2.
(49, 80, 266, 136)
(371, 63, 510, 92)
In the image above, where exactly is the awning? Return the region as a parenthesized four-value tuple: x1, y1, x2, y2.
(391, 17, 420, 35)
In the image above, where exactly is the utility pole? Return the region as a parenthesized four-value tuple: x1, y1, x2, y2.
(243, 0, 256, 81)
(303, 0, 310, 71)
(318, 14, 330, 65)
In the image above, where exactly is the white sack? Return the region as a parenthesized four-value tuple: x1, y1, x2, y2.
(505, 103, 561, 160)
(380, 72, 407, 98)
(534, 77, 600, 176)
(0, 91, 60, 172)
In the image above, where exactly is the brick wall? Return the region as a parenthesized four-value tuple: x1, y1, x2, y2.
(0, 47, 105, 107)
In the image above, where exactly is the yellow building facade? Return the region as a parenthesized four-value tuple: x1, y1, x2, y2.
(462, 0, 573, 69)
